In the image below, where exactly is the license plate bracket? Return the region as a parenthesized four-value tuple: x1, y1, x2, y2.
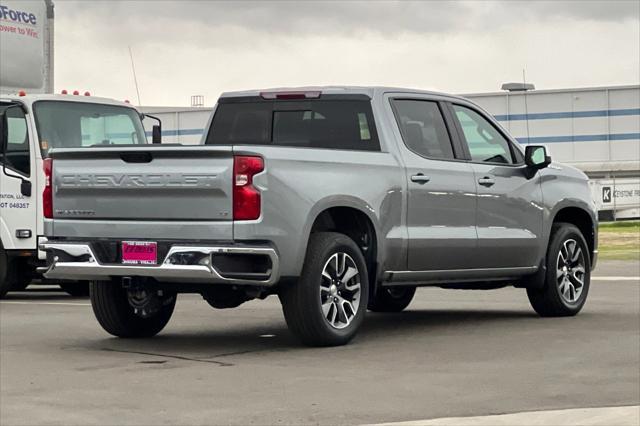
(122, 241, 158, 265)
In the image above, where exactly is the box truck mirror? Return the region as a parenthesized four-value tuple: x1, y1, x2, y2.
(143, 114, 162, 144)
(152, 125, 162, 144)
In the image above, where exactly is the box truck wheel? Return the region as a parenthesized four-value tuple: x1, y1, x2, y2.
(0, 245, 22, 299)
(9, 258, 34, 291)
(0, 245, 10, 299)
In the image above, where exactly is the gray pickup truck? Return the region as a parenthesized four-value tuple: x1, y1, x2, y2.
(41, 87, 598, 346)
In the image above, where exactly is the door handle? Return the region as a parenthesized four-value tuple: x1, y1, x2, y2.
(478, 176, 495, 187)
(411, 174, 431, 184)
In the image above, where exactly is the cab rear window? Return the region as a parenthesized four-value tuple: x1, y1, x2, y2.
(206, 97, 380, 151)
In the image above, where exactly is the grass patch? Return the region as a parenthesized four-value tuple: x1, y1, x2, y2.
(598, 221, 639, 260)
(599, 221, 640, 231)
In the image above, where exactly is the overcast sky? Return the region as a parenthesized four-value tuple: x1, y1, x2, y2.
(54, 0, 640, 106)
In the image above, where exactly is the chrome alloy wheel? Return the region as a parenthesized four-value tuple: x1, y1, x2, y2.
(320, 252, 361, 329)
(557, 238, 586, 304)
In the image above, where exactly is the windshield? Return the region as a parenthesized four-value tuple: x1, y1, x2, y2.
(33, 101, 147, 156)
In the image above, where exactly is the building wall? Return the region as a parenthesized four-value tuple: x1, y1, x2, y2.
(141, 107, 211, 145)
(465, 85, 639, 176)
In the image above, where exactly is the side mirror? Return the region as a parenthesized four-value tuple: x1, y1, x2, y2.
(525, 145, 551, 170)
(152, 124, 162, 144)
(143, 114, 162, 144)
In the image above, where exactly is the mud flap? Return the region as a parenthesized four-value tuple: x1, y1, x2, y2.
(515, 259, 547, 289)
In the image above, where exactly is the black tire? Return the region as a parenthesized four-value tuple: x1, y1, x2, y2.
(279, 232, 369, 347)
(11, 275, 31, 291)
(0, 247, 25, 298)
(527, 223, 591, 317)
(368, 287, 416, 312)
(90, 280, 176, 338)
(60, 282, 90, 297)
(0, 246, 10, 299)
(8, 257, 35, 291)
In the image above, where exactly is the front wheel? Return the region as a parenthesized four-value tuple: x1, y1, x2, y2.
(280, 232, 369, 347)
(527, 223, 591, 317)
(90, 280, 176, 338)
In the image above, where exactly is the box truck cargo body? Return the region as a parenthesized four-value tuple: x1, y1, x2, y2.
(0, 0, 54, 95)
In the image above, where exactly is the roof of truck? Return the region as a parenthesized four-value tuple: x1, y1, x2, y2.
(0, 93, 139, 110)
(219, 86, 469, 102)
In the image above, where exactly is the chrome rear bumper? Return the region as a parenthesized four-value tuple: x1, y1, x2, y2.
(39, 242, 279, 286)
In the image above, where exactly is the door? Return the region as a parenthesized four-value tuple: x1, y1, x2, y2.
(390, 98, 478, 271)
(449, 103, 543, 269)
(0, 104, 37, 251)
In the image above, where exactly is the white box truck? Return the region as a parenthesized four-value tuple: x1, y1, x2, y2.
(0, 0, 159, 297)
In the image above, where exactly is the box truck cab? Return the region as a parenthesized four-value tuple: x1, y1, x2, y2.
(0, 93, 152, 297)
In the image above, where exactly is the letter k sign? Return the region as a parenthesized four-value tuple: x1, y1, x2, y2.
(602, 187, 612, 203)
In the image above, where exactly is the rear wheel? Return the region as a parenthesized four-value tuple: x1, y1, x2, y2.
(60, 282, 90, 297)
(90, 280, 176, 338)
(280, 232, 369, 346)
(527, 223, 591, 317)
(368, 287, 416, 312)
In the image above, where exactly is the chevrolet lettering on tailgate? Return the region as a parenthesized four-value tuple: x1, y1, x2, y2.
(58, 173, 218, 188)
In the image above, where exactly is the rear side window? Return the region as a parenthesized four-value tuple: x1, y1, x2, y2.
(391, 99, 455, 160)
(206, 98, 380, 151)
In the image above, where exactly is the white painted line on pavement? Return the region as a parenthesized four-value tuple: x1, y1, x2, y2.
(371, 405, 639, 426)
(0, 301, 90, 306)
(592, 276, 639, 281)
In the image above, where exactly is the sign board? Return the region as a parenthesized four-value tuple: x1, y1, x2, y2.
(0, 0, 49, 94)
(591, 178, 640, 211)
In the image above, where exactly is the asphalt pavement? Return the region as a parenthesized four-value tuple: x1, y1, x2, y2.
(1, 259, 638, 425)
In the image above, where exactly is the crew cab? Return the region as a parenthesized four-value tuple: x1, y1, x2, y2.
(39, 87, 598, 346)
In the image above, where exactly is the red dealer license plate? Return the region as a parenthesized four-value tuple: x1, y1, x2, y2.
(122, 241, 158, 265)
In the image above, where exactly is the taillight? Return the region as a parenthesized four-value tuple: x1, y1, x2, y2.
(43, 158, 53, 219)
(233, 156, 264, 220)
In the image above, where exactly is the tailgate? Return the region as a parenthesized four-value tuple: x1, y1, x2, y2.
(50, 146, 233, 221)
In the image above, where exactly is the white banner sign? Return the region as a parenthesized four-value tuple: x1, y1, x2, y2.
(593, 178, 640, 210)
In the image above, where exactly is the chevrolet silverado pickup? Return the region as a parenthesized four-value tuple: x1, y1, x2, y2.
(40, 87, 598, 346)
